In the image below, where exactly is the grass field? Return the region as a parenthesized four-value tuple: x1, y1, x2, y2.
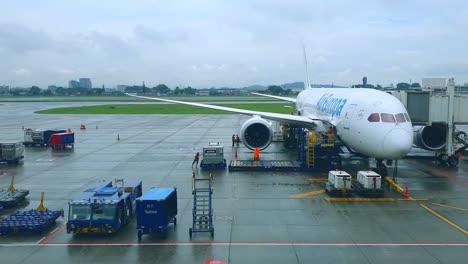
(0, 95, 279, 102)
(35, 102, 296, 114)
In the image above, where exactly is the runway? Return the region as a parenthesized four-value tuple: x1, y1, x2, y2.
(0, 102, 467, 264)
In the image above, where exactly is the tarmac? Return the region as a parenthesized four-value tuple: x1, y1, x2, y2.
(0, 102, 467, 264)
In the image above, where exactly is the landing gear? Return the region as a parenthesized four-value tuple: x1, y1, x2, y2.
(374, 159, 388, 177)
(447, 155, 459, 167)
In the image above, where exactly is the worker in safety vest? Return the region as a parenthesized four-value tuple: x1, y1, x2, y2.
(192, 152, 200, 167)
(253, 147, 260, 160)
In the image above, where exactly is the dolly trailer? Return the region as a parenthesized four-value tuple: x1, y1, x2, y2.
(66, 180, 142, 234)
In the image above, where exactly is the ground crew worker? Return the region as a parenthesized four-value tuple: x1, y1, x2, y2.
(236, 134, 240, 146)
(232, 134, 235, 147)
(254, 147, 260, 160)
(192, 152, 200, 167)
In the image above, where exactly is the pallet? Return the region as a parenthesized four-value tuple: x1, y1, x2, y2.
(0, 209, 62, 235)
(228, 160, 300, 171)
(0, 190, 30, 208)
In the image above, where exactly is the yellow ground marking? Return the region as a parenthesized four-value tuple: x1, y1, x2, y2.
(325, 198, 395, 202)
(307, 178, 327, 182)
(385, 178, 405, 193)
(397, 198, 428, 201)
(289, 189, 325, 198)
(419, 203, 468, 235)
(427, 202, 468, 212)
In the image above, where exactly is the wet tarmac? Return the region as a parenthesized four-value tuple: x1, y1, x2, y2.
(0, 102, 467, 264)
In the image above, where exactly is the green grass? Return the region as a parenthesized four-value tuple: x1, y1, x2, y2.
(0, 95, 277, 102)
(35, 103, 295, 114)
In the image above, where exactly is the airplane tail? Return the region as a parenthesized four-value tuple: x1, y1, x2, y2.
(302, 44, 311, 90)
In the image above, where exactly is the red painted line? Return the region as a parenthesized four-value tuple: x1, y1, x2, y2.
(425, 168, 468, 187)
(40, 225, 66, 245)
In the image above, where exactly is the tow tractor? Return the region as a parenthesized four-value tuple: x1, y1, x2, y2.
(66, 179, 142, 234)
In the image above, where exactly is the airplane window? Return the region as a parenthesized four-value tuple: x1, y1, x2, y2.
(367, 113, 380, 122)
(381, 113, 396, 123)
(404, 113, 411, 122)
(395, 113, 406, 123)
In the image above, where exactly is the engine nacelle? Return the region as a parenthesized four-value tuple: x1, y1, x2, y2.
(413, 125, 447, 151)
(239, 116, 273, 150)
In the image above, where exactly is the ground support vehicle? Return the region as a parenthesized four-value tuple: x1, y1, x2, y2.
(0, 209, 62, 235)
(200, 143, 227, 169)
(136, 187, 177, 240)
(66, 179, 142, 234)
(189, 173, 214, 238)
(50, 132, 75, 149)
(352, 170, 384, 196)
(325, 170, 353, 196)
(23, 129, 66, 147)
(0, 176, 29, 208)
(0, 142, 24, 164)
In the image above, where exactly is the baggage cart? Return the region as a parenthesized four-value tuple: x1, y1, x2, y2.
(0, 142, 24, 164)
(325, 170, 353, 196)
(136, 187, 177, 240)
(50, 132, 74, 150)
(0, 176, 29, 208)
(352, 170, 384, 196)
(200, 143, 226, 169)
(0, 209, 63, 235)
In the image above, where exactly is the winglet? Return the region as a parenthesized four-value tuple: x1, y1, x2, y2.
(302, 43, 311, 90)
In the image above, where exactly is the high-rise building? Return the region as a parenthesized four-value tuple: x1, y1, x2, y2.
(79, 78, 92, 89)
(69, 80, 80, 88)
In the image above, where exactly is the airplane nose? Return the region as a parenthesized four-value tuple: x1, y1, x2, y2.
(383, 128, 413, 159)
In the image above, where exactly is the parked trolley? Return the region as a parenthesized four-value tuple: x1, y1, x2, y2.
(50, 132, 75, 150)
(352, 170, 384, 196)
(0, 142, 24, 164)
(200, 142, 226, 169)
(0, 176, 29, 208)
(324, 170, 352, 196)
(136, 187, 177, 240)
(66, 179, 142, 234)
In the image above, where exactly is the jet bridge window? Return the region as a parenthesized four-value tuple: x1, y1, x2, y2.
(367, 113, 380, 122)
(381, 113, 396, 123)
(395, 113, 406, 123)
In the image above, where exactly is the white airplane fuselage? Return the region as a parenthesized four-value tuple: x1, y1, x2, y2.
(296, 88, 413, 160)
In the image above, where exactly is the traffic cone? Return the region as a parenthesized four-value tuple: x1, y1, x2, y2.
(117, 133, 120, 141)
(404, 184, 409, 198)
(234, 149, 238, 159)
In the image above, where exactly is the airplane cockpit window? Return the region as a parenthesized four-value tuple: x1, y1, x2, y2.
(404, 113, 411, 122)
(381, 113, 396, 123)
(395, 113, 406, 123)
(367, 113, 380, 122)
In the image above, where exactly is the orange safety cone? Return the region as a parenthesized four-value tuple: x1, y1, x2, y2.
(234, 149, 238, 159)
(404, 183, 409, 198)
(80, 124, 86, 130)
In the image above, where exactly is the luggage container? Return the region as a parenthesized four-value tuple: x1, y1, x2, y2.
(50, 132, 74, 149)
(136, 187, 177, 240)
(352, 170, 384, 196)
(325, 170, 352, 195)
(200, 143, 226, 169)
(0, 142, 24, 164)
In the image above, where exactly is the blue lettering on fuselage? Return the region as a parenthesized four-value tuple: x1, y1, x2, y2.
(316, 93, 347, 116)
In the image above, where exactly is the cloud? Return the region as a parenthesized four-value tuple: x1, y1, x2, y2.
(13, 68, 32, 77)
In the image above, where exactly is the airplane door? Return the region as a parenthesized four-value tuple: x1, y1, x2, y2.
(342, 104, 357, 133)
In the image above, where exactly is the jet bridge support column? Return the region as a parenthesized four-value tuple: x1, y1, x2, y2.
(445, 78, 458, 166)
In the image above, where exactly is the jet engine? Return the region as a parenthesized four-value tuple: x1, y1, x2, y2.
(413, 125, 447, 151)
(239, 116, 273, 150)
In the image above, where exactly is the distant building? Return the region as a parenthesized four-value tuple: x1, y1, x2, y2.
(0, 85, 9, 93)
(79, 78, 92, 89)
(116, 85, 127, 92)
(422, 78, 446, 90)
(48, 85, 58, 93)
(69, 80, 80, 88)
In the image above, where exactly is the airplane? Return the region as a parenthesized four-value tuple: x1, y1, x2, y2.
(125, 83, 415, 172)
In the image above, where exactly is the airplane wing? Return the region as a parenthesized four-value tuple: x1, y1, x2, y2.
(125, 93, 325, 128)
(250, 92, 296, 103)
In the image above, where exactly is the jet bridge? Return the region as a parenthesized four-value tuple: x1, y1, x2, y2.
(390, 78, 468, 166)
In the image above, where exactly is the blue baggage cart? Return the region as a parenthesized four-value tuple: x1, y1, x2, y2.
(136, 187, 177, 240)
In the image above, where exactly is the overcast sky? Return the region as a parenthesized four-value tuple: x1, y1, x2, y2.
(1, 1, 467, 88)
